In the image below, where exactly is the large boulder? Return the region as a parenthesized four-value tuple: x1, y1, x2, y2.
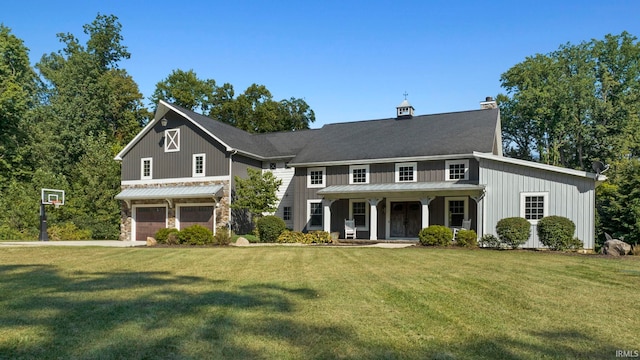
(234, 237, 250, 246)
(602, 239, 631, 256)
(146, 236, 157, 246)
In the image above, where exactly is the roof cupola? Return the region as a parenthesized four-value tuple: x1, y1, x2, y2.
(396, 92, 414, 119)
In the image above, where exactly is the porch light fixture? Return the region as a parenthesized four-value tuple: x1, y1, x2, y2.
(160, 117, 168, 127)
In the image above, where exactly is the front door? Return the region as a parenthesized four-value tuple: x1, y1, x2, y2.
(390, 201, 421, 238)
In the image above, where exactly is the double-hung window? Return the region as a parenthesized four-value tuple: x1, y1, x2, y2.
(141, 157, 153, 180)
(395, 162, 417, 183)
(349, 165, 369, 184)
(349, 200, 369, 230)
(521, 192, 548, 224)
(445, 160, 469, 181)
(307, 200, 323, 229)
(307, 167, 326, 188)
(193, 153, 205, 177)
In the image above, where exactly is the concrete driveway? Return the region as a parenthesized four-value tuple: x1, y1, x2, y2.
(0, 240, 147, 247)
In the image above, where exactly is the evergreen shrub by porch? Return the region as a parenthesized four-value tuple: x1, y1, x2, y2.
(480, 234, 500, 248)
(177, 225, 213, 245)
(537, 216, 577, 250)
(256, 215, 287, 242)
(305, 231, 332, 244)
(496, 217, 531, 249)
(155, 228, 180, 244)
(214, 226, 233, 245)
(277, 230, 306, 243)
(455, 229, 478, 247)
(419, 225, 452, 246)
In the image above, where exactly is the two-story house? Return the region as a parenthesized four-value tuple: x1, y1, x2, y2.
(115, 97, 604, 249)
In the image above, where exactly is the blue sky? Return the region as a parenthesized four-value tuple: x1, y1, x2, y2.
(3, 1, 640, 128)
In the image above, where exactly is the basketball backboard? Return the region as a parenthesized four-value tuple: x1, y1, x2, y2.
(41, 188, 65, 206)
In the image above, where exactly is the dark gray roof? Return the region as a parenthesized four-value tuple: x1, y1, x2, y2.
(288, 109, 500, 165)
(168, 103, 499, 163)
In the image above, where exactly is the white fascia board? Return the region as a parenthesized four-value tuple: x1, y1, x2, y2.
(288, 153, 475, 167)
(473, 151, 606, 180)
(114, 105, 170, 161)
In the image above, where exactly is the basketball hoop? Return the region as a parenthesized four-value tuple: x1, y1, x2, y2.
(51, 200, 62, 209)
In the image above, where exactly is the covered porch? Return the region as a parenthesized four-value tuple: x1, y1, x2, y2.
(316, 182, 486, 240)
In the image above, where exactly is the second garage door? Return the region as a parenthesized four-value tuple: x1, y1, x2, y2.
(179, 206, 214, 231)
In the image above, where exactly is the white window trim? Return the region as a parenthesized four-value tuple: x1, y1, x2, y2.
(192, 153, 206, 177)
(348, 199, 369, 231)
(165, 128, 180, 152)
(141, 157, 153, 180)
(520, 192, 549, 225)
(445, 159, 470, 181)
(395, 162, 417, 183)
(444, 196, 468, 228)
(307, 167, 326, 188)
(307, 200, 323, 230)
(349, 164, 370, 184)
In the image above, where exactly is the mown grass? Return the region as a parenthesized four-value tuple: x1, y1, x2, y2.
(0, 246, 638, 359)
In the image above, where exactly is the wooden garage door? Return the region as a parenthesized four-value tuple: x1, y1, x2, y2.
(180, 206, 214, 231)
(135, 207, 166, 241)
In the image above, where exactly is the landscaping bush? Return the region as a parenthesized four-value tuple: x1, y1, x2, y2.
(455, 229, 478, 247)
(155, 228, 180, 244)
(537, 216, 577, 250)
(277, 230, 307, 243)
(419, 225, 452, 246)
(496, 217, 531, 249)
(480, 234, 501, 248)
(47, 222, 92, 241)
(305, 231, 332, 244)
(256, 215, 286, 243)
(177, 225, 213, 245)
(214, 226, 233, 245)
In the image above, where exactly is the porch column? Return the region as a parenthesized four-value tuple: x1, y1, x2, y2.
(472, 191, 485, 239)
(322, 199, 335, 233)
(420, 197, 434, 229)
(368, 198, 382, 240)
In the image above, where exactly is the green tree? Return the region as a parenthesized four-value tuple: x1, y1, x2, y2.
(0, 25, 39, 184)
(231, 168, 282, 218)
(151, 69, 315, 133)
(498, 32, 640, 169)
(150, 69, 217, 113)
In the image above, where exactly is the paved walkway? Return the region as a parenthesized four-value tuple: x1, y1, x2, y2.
(0, 240, 146, 247)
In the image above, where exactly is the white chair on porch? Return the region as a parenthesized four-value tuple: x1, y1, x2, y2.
(345, 219, 357, 239)
(452, 219, 472, 241)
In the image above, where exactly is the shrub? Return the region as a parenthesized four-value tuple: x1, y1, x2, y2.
(0, 225, 30, 240)
(256, 215, 286, 243)
(305, 231, 332, 244)
(177, 225, 214, 245)
(537, 216, 577, 251)
(419, 226, 452, 246)
(214, 226, 233, 245)
(47, 223, 92, 241)
(496, 217, 531, 249)
(155, 228, 180, 244)
(480, 234, 501, 248)
(455, 229, 478, 247)
(277, 230, 307, 243)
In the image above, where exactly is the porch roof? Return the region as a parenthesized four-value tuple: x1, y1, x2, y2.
(115, 185, 224, 200)
(317, 182, 485, 197)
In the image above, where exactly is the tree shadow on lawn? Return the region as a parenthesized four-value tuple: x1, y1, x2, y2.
(0, 265, 629, 359)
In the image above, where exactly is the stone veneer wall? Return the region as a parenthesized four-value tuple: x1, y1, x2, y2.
(119, 180, 230, 241)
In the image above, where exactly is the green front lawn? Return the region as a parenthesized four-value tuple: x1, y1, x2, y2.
(0, 247, 638, 359)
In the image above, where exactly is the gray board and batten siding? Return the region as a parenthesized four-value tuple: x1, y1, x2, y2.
(479, 156, 596, 249)
(120, 111, 229, 181)
(292, 159, 480, 233)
